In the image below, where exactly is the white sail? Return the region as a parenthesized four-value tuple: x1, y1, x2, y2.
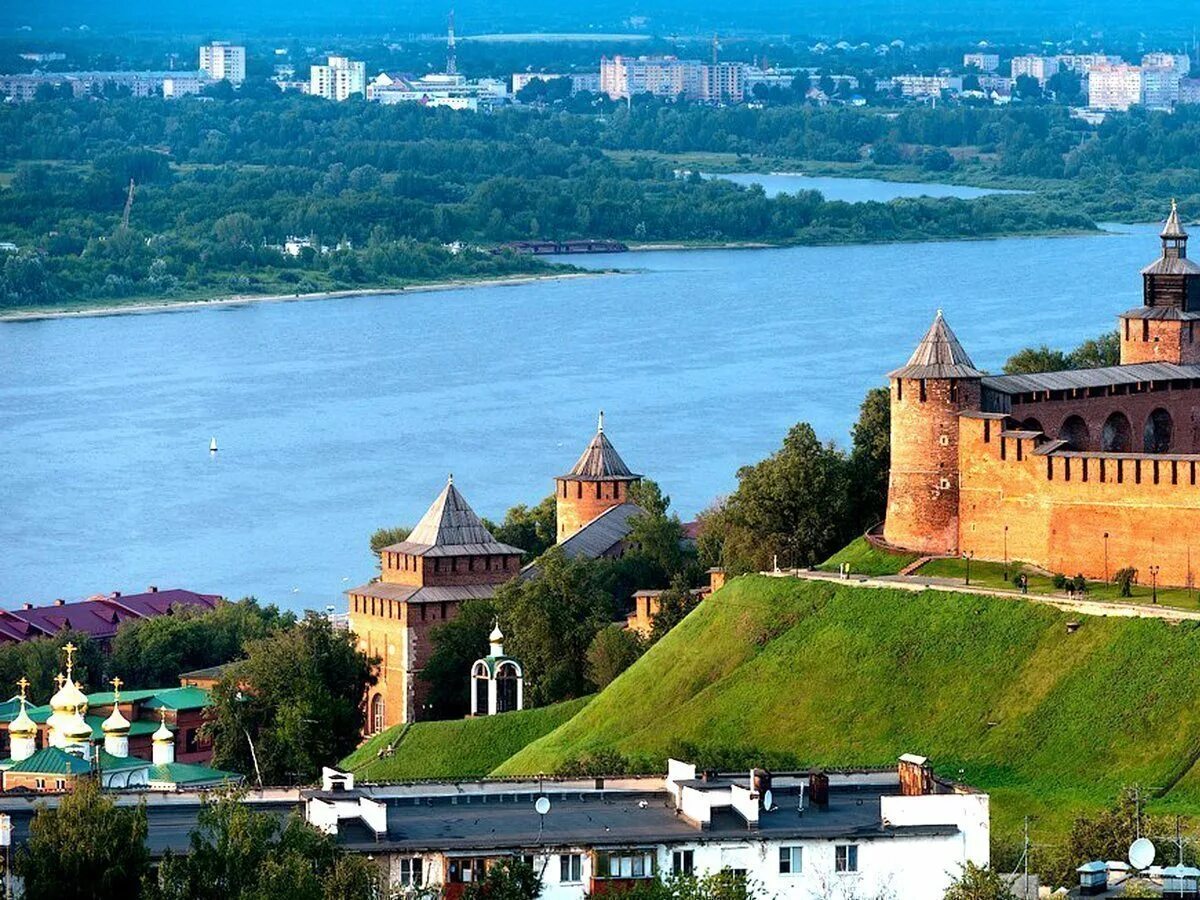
(209, 436, 218, 452)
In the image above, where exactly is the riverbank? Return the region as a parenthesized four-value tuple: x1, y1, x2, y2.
(0, 271, 612, 323)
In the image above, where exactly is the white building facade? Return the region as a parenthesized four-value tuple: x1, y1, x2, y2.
(1010, 54, 1059, 85)
(963, 53, 999, 73)
(1088, 64, 1144, 110)
(311, 56, 366, 101)
(199, 42, 246, 84)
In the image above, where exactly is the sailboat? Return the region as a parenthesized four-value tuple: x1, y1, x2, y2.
(209, 437, 218, 453)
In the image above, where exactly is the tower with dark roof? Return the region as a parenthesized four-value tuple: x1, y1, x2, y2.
(346, 476, 525, 730)
(883, 312, 983, 554)
(1120, 201, 1200, 365)
(555, 412, 642, 542)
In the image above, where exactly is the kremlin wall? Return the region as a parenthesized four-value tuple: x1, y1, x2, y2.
(884, 203, 1200, 587)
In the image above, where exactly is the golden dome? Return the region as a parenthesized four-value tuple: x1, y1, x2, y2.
(7, 700, 36, 739)
(49, 677, 87, 716)
(62, 708, 92, 742)
(152, 710, 173, 744)
(102, 707, 130, 735)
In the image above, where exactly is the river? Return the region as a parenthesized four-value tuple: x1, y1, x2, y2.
(0, 205, 1160, 611)
(703, 171, 1019, 202)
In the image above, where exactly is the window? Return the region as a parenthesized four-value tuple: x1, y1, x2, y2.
(398, 858, 423, 886)
(672, 850, 694, 876)
(34, 778, 45, 790)
(778, 846, 802, 875)
(835, 845, 858, 873)
(560, 854, 583, 883)
(595, 851, 655, 879)
(448, 858, 482, 884)
(54, 779, 65, 790)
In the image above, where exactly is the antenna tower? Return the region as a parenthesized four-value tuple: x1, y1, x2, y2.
(446, 9, 457, 76)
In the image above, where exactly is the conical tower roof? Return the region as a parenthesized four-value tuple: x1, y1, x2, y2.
(559, 412, 641, 482)
(1162, 198, 1187, 239)
(384, 476, 525, 558)
(888, 311, 984, 379)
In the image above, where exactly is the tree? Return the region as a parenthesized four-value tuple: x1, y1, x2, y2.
(497, 548, 615, 705)
(649, 575, 701, 642)
(369, 525, 411, 557)
(943, 863, 1017, 900)
(722, 423, 852, 571)
(586, 624, 643, 688)
(421, 598, 498, 720)
(16, 777, 150, 900)
(205, 615, 376, 784)
(109, 598, 289, 688)
(461, 857, 542, 900)
(482, 494, 557, 561)
(626, 479, 691, 582)
(1068, 330, 1120, 369)
(1005, 331, 1120, 375)
(0, 630, 105, 698)
(848, 387, 890, 532)
(1003, 345, 1069, 375)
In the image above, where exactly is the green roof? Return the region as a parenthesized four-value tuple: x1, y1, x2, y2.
(146, 762, 241, 786)
(97, 750, 150, 773)
(6, 747, 92, 776)
(3, 686, 213, 728)
(141, 687, 212, 712)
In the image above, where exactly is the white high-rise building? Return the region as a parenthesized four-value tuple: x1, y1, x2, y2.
(963, 53, 999, 73)
(310, 56, 366, 101)
(1010, 54, 1059, 85)
(199, 42, 246, 84)
(1142, 52, 1191, 76)
(1088, 64, 1144, 110)
(1142, 65, 1182, 108)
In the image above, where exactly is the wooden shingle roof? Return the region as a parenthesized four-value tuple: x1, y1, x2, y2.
(383, 477, 524, 558)
(888, 311, 984, 380)
(559, 413, 641, 482)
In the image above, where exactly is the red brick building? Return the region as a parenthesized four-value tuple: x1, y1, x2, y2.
(555, 411, 643, 541)
(884, 204, 1200, 585)
(347, 477, 525, 731)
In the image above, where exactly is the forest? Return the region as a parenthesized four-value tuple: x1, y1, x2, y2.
(4, 95, 1196, 310)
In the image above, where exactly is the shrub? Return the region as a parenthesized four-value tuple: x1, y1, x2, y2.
(1113, 567, 1138, 598)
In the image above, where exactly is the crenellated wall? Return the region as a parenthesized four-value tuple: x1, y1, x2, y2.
(957, 414, 1200, 586)
(1119, 315, 1200, 366)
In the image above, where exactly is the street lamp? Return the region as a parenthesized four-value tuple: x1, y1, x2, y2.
(962, 550, 974, 585)
(1003, 526, 1009, 581)
(1150, 565, 1161, 605)
(1103, 532, 1110, 583)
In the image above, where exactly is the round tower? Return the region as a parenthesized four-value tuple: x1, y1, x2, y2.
(883, 311, 983, 555)
(555, 411, 642, 541)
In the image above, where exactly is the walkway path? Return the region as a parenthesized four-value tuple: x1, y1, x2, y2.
(770, 568, 1200, 623)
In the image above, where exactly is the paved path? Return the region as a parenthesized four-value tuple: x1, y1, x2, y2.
(770, 568, 1200, 622)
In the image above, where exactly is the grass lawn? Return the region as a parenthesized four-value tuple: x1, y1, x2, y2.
(916, 557, 1200, 610)
(492, 575, 1200, 863)
(817, 536, 920, 576)
(340, 697, 590, 782)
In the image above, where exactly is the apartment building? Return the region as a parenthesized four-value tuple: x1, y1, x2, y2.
(963, 53, 999, 72)
(599, 56, 744, 102)
(199, 42, 246, 84)
(1010, 54, 1059, 85)
(1088, 64, 1144, 110)
(310, 56, 366, 101)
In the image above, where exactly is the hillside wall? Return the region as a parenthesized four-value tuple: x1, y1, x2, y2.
(958, 415, 1200, 586)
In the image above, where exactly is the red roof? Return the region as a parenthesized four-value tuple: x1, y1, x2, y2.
(0, 589, 221, 643)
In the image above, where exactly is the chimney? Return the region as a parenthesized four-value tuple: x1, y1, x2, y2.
(808, 771, 830, 810)
(53, 599, 64, 607)
(22, 603, 32, 610)
(111, 591, 121, 599)
(708, 567, 726, 593)
(148, 586, 158, 593)
(898, 754, 935, 796)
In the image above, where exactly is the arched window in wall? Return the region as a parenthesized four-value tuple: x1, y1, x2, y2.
(1144, 408, 1173, 454)
(370, 694, 385, 734)
(1060, 415, 1091, 451)
(1102, 412, 1133, 452)
(1020, 417, 1044, 435)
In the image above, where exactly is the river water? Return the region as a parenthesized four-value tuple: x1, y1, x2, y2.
(0, 201, 1160, 610)
(704, 171, 1018, 201)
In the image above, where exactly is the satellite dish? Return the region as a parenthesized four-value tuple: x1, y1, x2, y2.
(1129, 837, 1156, 870)
(534, 796, 551, 816)
(763, 789, 774, 811)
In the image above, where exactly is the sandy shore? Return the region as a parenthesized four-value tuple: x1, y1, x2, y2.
(0, 271, 613, 323)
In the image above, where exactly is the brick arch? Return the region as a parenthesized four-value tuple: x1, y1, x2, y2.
(1059, 415, 1091, 451)
(1102, 411, 1133, 452)
(1144, 407, 1174, 453)
(1020, 417, 1045, 434)
(370, 693, 385, 734)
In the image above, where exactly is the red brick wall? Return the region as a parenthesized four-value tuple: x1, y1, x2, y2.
(884, 376, 981, 554)
(1120, 315, 1200, 365)
(958, 416, 1200, 586)
(1008, 384, 1200, 454)
(555, 478, 632, 540)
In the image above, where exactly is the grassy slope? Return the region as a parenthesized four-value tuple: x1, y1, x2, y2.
(816, 536, 919, 575)
(342, 697, 590, 781)
(494, 575, 1200, 848)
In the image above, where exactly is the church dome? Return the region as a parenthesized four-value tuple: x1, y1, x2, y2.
(102, 706, 130, 735)
(8, 701, 36, 739)
(62, 708, 92, 742)
(49, 677, 88, 716)
(153, 714, 174, 744)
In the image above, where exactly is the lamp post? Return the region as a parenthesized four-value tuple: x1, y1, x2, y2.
(963, 550, 974, 586)
(1003, 526, 1009, 581)
(1150, 565, 1161, 605)
(1103, 532, 1110, 584)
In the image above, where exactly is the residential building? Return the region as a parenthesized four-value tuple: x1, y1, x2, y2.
(892, 74, 963, 98)
(511, 72, 599, 94)
(883, 204, 1200, 589)
(1142, 52, 1191, 76)
(962, 53, 999, 72)
(367, 72, 507, 110)
(0, 70, 208, 101)
(599, 56, 745, 102)
(310, 56, 365, 101)
(306, 755, 989, 900)
(199, 42, 246, 84)
(18, 52, 66, 63)
(1180, 78, 1200, 105)
(1056, 53, 1121, 74)
(1142, 65, 1182, 108)
(0, 587, 220, 647)
(1088, 64, 1144, 110)
(1010, 54, 1059, 85)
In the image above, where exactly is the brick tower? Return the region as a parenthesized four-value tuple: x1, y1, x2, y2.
(555, 412, 642, 541)
(346, 476, 524, 730)
(883, 312, 983, 554)
(1120, 201, 1200, 365)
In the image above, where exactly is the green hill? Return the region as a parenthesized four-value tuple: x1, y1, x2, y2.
(340, 697, 589, 781)
(493, 575, 1200, 849)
